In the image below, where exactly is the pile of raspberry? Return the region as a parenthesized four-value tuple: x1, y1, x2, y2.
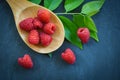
(19, 9, 56, 46)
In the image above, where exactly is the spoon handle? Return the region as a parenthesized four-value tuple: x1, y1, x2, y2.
(6, 0, 36, 22)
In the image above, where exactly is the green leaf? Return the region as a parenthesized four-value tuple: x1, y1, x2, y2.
(73, 14, 99, 41)
(28, 0, 41, 4)
(81, 0, 105, 16)
(73, 14, 97, 32)
(90, 31, 99, 42)
(48, 53, 52, 58)
(59, 16, 83, 49)
(73, 14, 85, 27)
(44, 0, 62, 11)
(65, 0, 84, 12)
(85, 15, 97, 33)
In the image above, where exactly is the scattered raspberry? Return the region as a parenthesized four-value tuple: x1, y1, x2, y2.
(33, 17, 43, 29)
(28, 30, 39, 44)
(39, 32, 52, 46)
(43, 22, 56, 35)
(61, 48, 76, 64)
(37, 9, 50, 23)
(18, 54, 33, 69)
(77, 28, 90, 43)
(19, 18, 34, 31)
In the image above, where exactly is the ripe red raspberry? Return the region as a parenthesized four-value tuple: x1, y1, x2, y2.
(18, 54, 33, 69)
(37, 9, 50, 23)
(19, 18, 34, 31)
(43, 23, 56, 35)
(33, 17, 43, 29)
(39, 32, 52, 46)
(28, 30, 39, 44)
(77, 28, 90, 43)
(61, 48, 76, 64)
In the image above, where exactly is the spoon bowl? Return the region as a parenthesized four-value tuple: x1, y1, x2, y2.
(7, 0, 65, 54)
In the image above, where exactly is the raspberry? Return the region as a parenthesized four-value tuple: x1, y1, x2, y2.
(19, 18, 34, 31)
(43, 23, 56, 35)
(18, 54, 33, 69)
(33, 17, 43, 29)
(39, 32, 52, 46)
(61, 48, 76, 64)
(77, 28, 90, 43)
(37, 9, 50, 23)
(28, 30, 39, 44)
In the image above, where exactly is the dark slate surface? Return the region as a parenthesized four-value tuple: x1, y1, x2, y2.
(0, 0, 120, 80)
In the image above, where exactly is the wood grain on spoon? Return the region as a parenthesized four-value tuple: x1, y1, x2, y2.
(6, 0, 65, 54)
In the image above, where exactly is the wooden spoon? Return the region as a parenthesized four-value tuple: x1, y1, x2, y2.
(6, 0, 65, 54)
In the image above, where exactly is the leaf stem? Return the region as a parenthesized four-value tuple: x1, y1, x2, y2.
(55, 13, 81, 15)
